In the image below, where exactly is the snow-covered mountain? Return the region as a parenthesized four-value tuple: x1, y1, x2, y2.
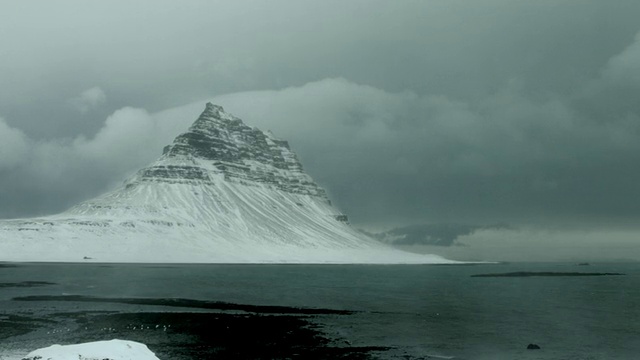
(0, 103, 453, 263)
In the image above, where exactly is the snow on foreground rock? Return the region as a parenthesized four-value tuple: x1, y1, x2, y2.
(0, 103, 456, 264)
(22, 339, 160, 360)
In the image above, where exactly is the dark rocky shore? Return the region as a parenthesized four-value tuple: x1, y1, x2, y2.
(3, 295, 389, 359)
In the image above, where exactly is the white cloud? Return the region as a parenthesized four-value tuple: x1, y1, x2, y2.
(0, 107, 172, 217)
(0, 118, 29, 170)
(69, 86, 107, 113)
(73, 107, 157, 172)
(602, 31, 640, 85)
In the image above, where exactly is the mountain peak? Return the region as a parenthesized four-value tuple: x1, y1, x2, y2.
(148, 103, 327, 198)
(201, 102, 228, 119)
(205, 101, 223, 111)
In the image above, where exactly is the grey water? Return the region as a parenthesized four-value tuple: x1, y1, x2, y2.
(1, 262, 639, 359)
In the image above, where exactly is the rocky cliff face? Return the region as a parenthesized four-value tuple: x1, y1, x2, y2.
(140, 103, 327, 198)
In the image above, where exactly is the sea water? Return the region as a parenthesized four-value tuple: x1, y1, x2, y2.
(1, 262, 639, 359)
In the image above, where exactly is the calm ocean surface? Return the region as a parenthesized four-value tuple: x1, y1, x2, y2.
(1, 262, 639, 359)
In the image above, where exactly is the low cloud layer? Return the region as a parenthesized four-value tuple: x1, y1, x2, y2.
(2, 62, 640, 228)
(0, 107, 184, 217)
(402, 227, 640, 262)
(214, 73, 640, 227)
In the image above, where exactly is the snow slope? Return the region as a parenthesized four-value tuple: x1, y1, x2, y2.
(0, 103, 454, 264)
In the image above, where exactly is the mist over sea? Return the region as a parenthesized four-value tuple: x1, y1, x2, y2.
(1, 262, 638, 359)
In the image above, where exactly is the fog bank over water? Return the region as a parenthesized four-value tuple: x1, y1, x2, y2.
(400, 228, 640, 262)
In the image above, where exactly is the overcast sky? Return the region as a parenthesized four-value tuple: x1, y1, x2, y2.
(2, 0, 640, 252)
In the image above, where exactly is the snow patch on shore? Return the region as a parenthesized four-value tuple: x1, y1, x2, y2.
(22, 339, 159, 360)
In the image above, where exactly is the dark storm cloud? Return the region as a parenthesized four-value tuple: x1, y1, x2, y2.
(1, 0, 640, 234)
(3, 0, 639, 134)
